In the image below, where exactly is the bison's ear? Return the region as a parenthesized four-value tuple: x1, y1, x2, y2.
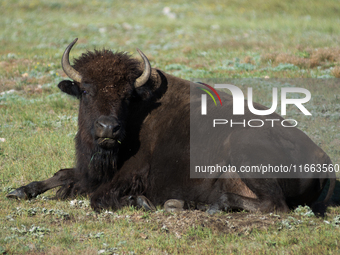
(135, 86, 153, 100)
(58, 80, 81, 98)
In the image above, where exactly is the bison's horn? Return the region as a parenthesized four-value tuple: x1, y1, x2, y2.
(61, 38, 82, 83)
(135, 48, 151, 88)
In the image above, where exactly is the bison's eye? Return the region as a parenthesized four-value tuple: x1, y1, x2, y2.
(83, 90, 88, 95)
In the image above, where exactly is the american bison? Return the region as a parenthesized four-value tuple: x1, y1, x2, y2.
(7, 38, 335, 214)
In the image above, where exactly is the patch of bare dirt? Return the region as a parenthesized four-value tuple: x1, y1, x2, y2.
(130, 210, 280, 236)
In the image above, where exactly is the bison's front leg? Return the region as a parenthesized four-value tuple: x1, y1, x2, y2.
(90, 182, 155, 212)
(7, 168, 76, 200)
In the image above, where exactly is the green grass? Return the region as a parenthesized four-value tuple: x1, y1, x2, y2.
(1, 0, 340, 254)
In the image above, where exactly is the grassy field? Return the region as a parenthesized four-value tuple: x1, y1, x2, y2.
(0, 0, 340, 254)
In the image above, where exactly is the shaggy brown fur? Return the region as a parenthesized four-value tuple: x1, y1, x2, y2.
(74, 50, 142, 85)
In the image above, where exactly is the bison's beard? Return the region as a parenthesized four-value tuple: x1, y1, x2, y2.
(87, 145, 119, 184)
(57, 143, 119, 199)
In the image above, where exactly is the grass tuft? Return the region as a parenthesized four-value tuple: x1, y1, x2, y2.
(331, 66, 340, 78)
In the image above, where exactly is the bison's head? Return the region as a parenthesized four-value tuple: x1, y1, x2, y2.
(58, 38, 151, 151)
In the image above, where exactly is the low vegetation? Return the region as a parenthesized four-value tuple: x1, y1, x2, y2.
(0, 0, 339, 253)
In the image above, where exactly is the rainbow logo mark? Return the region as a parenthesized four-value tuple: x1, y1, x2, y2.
(197, 82, 222, 115)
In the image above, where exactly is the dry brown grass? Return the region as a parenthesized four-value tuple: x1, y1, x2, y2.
(261, 47, 340, 68)
(242, 56, 255, 65)
(331, 66, 340, 78)
(312, 48, 340, 62)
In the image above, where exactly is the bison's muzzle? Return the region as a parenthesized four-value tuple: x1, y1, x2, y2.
(95, 116, 121, 149)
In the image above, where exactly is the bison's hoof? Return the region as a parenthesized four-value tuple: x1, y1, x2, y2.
(164, 199, 184, 213)
(90, 198, 106, 212)
(136, 195, 156, 211)
(6, 188, 28, 200)
(207, 203, 221, 215)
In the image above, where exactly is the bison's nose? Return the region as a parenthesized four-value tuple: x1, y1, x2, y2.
(95, 116, 121, 139)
